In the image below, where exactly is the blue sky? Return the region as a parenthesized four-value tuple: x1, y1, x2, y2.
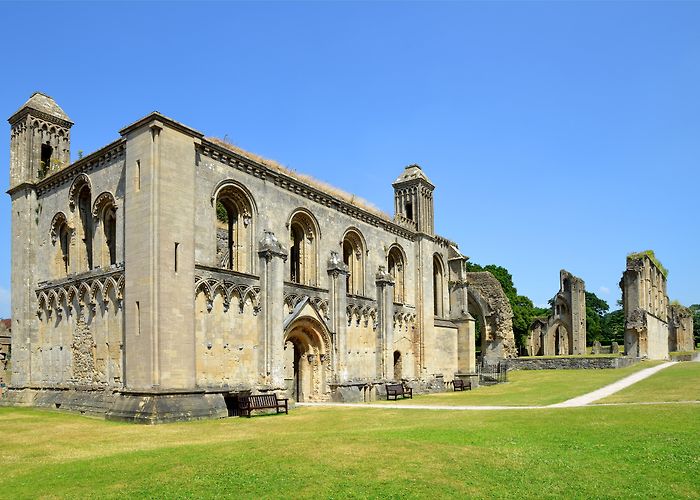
(1, 1, 699, 318)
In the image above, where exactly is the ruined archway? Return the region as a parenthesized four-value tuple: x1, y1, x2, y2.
(546, 320, 572, 356)
(465, 272, 517, 362)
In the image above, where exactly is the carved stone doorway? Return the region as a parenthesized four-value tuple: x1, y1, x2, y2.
(283, 318, 329, 402)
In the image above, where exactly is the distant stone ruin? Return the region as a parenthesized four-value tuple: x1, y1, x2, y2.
(668, 304, 695, 352)
(620, 252, 670, 359)
(526, 270, 586, 356)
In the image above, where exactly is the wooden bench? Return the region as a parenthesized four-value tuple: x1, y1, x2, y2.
(238, 393, 289, 418)
(386, 383, 412, 400)
(453, 379, 471, 391)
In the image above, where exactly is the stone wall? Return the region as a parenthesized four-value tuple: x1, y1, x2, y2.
(465, 271, 516, 361)
(507, 357, 639, 370)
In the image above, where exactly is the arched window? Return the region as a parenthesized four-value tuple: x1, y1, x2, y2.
(51, 212, 71, 277)
(387, 245, 405, 304)
(342, 229, 365, 296)
(77, 184, 93, 271)
(433, 254, 445, 317)
(104, 207, 117, 266)
(92, 192, 118, 268)
(288, 209, 319, 286)
(214, 183, 254, 273)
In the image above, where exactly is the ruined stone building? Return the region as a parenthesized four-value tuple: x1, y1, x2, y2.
(4, 93, 516, 421)
(668, 304, 694, 353)
(620, 253, 670, 360)
(526, 270, 586, 356)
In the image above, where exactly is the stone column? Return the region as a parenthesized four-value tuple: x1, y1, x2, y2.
(375, 266, 395, 380)
(327, 251, 349, 382)
(9, 186, 38, 387)
(449, 278, 475, 374)
(258, 230, 287, 388)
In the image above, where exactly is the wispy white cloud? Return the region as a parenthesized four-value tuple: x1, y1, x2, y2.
(598, 286, 610, 295)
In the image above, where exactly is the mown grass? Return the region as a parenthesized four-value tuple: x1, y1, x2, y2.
(379, 361, 663, 407)
(599, 362, 700, 404)
(1, 402, 699, 499)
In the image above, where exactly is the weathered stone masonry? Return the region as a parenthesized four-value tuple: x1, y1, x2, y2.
(3, 93, 516, 422)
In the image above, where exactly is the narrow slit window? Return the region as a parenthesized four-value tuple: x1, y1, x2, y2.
(174, 242, 179, 273)
(136, 301, 141, 336)
(136, 160, 141, 191)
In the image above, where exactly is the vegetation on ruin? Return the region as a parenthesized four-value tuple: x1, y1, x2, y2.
(465, 261, 549, 351)
(2, 396, 698, 498)
(216, 200, 228, 223)
(376, 361, 662, 407)
(627, 249, 669, 277)
(599, 362, 700, 404)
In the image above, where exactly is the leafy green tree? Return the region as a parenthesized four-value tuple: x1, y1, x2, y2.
(601, 309, 625, 344)
(585, 291, 609, 344)
(466, 261, 548, 352)
(689, 304, 700, 348)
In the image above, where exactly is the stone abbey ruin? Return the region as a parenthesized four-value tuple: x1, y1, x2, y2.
(2, 93, 694, 422)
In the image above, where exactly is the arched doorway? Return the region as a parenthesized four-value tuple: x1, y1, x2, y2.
(547, 321, 570, 355)
(283, 317, 331, 402)
(393, 350, 402, 381)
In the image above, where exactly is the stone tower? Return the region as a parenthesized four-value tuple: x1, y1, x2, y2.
(9, 92, 73, 186)
(7, 93, 73, 386)
(560, 270, 587, 355)
(393, 164, 437, 376)
(392, 164, 435, 235)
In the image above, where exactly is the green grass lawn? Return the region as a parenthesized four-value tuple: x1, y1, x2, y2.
(377, 361, 663, 407)
(1, 403, 699, 499)
(599, 362, 700, 404)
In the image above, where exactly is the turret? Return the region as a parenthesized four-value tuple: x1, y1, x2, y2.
(8, 92, 73, 188)
(392, 164, 435, 235)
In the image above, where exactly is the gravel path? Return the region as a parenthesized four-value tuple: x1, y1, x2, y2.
(548, 361, 676, 407)
(297, 361, 680, 411)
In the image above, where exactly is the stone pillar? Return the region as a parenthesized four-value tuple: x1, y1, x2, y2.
(449, 277, 475, 374)
(327, 251, 349, 381)
(9, 186, 38, 387)
(122, 116, 201, 390)
(258, 230, 287, 388)
(375, 266, 395, 380)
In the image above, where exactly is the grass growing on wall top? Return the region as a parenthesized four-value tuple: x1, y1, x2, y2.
(628, 249, 669, 277)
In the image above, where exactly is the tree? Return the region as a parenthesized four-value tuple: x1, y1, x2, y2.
(585, 291, 609, 344)
(689, 304, 700, 348)
(601, 309, 625, 344)
(466, 261, 548, 351)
